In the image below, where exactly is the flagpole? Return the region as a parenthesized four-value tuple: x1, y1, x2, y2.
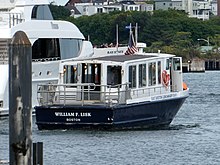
(116, 24, 118, 54)
(124, 23, 138, 55)
(129, 23, 132, 38)
(135, 23, 138, 45)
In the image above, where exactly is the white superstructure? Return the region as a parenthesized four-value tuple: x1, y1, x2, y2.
(0, 0, 95, 116)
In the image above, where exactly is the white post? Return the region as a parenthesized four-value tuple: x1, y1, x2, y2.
(116, 24, 118, 53)
(135, 23, 138, 45)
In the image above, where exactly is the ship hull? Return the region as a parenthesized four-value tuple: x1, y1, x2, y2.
(35, 96, 187, 130)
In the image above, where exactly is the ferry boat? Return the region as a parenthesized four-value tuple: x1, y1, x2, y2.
(35, 32, 189, 130)
(0, 0, 127, 117)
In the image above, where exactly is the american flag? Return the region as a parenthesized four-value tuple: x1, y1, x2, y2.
(124, 29, 138, 55)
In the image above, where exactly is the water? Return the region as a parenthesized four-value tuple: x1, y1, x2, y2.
(1, 71, 220, 165)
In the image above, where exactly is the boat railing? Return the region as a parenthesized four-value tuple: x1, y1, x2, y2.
(0, 12, 24, 28)
(0, 39, 9, 64)
(130, 84, 178, 99)
(36, 83, 178, 107)
(37, 83, 130, 107)
(32, 57, 61, 62)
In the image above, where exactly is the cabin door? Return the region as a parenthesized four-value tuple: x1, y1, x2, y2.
(171, 57, 183, 92)
(81, 63, 101, 100)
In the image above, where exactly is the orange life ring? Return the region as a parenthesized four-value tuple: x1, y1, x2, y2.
(162, 70, 170, 87)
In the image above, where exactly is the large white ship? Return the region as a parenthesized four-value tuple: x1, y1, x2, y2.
(0, 0, 102, 117)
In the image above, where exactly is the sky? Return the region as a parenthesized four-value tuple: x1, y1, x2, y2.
(50, 0, 67, 6)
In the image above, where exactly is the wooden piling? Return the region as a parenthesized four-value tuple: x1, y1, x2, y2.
(9, 31, 32, 165)
(33, 142, 43, 165)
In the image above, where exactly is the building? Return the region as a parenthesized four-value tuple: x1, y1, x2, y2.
(154, 0, 212, 20)
(192, 0, 211, 20)
(65, 0, 153, 18)
(210, 0, 217, 15)
(64, 0, 218, 19)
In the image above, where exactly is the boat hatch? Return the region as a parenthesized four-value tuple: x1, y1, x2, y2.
(81, 63, 101, 100)
(107, 65, 122, 87)
(63, 63, 102, 100)
(171, 57, 183, 92)
(81, 63, 101, 85)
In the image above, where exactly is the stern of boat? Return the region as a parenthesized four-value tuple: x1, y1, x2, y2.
(35, 105, 114, 130)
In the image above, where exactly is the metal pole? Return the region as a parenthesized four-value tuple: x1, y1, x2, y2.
(135, 23, 138, 45)
(116, 24, 118, 54)
(9, 31, 32, 165)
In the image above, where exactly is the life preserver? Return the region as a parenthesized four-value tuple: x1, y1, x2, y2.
(162, 70, 170, 87)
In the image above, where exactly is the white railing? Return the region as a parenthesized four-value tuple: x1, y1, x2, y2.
(130, 84, 177, 99)
(37, 83, 130, 106)
(32, 57, 61, 62)
(0, 12, 24, 28)
(37, 83, 177, 107)
(0, 40, 8, 64)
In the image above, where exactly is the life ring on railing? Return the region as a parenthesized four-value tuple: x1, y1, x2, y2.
(162, 70, 170, 87)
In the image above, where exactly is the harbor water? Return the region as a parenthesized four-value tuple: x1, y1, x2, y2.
(1, 71, 220, 165)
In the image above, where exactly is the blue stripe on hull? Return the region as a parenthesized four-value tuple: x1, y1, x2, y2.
(35, 97, 186, 130)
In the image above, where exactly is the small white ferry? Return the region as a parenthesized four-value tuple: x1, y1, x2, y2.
(35, 34, 189, 129)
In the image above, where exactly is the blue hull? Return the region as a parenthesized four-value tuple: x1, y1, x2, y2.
(35, 97, 187, 130)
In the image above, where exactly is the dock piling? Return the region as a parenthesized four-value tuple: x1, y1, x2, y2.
(9, 31, 32, 165)
(33, 142, 43, 165)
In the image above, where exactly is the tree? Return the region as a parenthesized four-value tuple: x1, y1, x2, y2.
(61, 9, 220, 59)
(49, 4, 70, 20)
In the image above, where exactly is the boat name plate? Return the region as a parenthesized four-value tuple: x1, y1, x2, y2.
(151, 93, 177, 101)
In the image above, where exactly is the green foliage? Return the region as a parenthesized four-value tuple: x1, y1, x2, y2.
(49, 4, 70, 20)
(61, 10, 220, 60)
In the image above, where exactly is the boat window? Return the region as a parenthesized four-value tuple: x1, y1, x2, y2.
(148, 62, 156, 86)
(32, 38, 60, 60)
(82, 63, 101, 84)
(173, 58, 181, 71)
(107, 66, 122, 87)
(82, 64, 93, 83)
(59, 39, 83, 60)
(158, 61, 161, 84)
(166, 59, 170, 70)
(0, 100, 3, 108)
(31, 5, 53, 20)
(63, 65, 77, 84)
(139, 64, 146, 87)
(129, 65, 136, 88)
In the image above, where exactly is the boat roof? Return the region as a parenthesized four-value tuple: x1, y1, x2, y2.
(62, 53, 175, 66)
(91, 54, 156, 62)
(0, 20, 85, 43)
(11, 20, 84, 39)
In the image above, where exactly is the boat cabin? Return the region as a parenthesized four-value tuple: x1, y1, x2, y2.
(37, 53, 184, 106)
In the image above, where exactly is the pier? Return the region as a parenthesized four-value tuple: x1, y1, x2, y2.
(183, 58, 220, 72)
(182, 58, 205, 72)
(205, 59, 220, 70)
